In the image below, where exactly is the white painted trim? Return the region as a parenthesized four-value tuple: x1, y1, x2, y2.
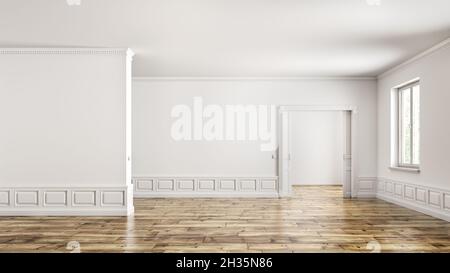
(133, 76, 376, 81)
(378, 37, 450, 79)
(134, 174, 277, 178)
(279, 105, 357, 112)
(134, 176, 375, 199)
(356, 192, 376, 198)
(376, 178, 450, 222)
(391, 77, 421, 90)
(0, 209, 133, 217)
(355, 177, 377, 198)
(125, 46, 134, 199)
(377, 194, 450, 222)
(0, 186, 133, 216)
(0, 47, 134, 56)
(134, 192, 278, 198)
(133, 176, 279, 198)
(389, 167, 421, 173)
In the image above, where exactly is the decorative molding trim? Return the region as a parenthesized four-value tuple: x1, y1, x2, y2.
(0, 186, 133, 216)
(378, 37, 450, 79)
(376, 178, 450, 222)
(389, 166, 421, 173)
(133, 76, 377, 82)
(0, 47, 134, 57)
(133, 176, 279, 198)
(279, 105, 357, 112)
(355, 177, 377, 198)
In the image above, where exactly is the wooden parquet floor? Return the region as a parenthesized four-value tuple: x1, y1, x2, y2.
(0, 186, 449, 252)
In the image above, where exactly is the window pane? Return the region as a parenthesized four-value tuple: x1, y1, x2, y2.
(401, 88, 411, 165)
(412, 85, 420, 165)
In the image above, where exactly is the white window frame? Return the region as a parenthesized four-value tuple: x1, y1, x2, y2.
(397, 80, 420, 169)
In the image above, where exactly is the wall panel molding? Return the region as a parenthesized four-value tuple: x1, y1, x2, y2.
(133, 176, 279, 197)
(352, 177, 450, 222)
(15, 190, 39, 206)
(0, 186, 133, 216)
(135, 176, 378, 198)
(355, 177, 377, 198)
(44, 191, 68, 207)
(376, 178, 450, 222)
(0, 191, 11, 206)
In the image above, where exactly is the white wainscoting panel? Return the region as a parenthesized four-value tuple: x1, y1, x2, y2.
(0, 191, 11, 206)
(198, 179, 215, 191)
(73, 191, 96, 206)
(219, 179, 237, 191)
(428, 191, 442, 208)
(0, 186, 133, 216)
(158, 179, 175, 191)
(394, 183, 403, 197)
(102, 191, 125, 206)
(240, 179, 257, 191)
(377, 180, 385, 192)
(178, 179, 195, 191)
(404, 185, 415, 200)
(416, 188, 427, 203)
(136, 180, 154, 191)
(444, 194, 450, 211)
(355, 177, 377, 198)
(377, 178, 450, 222)
(44, 191, 68, 206)
(385, 181, 394, 194)
(261, 179, 278, 192)
(16, 191, 39, 206)
(133, 176, 279, 197)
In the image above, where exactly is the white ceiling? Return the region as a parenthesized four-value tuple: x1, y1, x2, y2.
(0, 0, 449, 77)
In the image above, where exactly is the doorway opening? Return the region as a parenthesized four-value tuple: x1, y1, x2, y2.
(278, 106, 357, 198)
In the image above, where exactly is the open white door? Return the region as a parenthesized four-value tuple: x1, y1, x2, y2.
(342, 111, 352, 198)
(278, 110, 290, 197)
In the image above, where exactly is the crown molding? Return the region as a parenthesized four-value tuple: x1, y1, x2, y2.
(133, 76, 376, 81)
(378, 37, 450, 79)
(0, 47, 134, 56)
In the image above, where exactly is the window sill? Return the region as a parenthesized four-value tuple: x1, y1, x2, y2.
(389, 166, 421, 173)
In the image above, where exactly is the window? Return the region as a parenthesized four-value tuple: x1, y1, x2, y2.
(397, 81, 420, 168)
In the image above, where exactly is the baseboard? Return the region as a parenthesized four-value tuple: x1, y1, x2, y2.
(0, 185, 134, 216)
(377, 193, 450, 222)
(376, 178, 450, 222)
(355, 192, 376, 198)
(133, 176, 279, 198)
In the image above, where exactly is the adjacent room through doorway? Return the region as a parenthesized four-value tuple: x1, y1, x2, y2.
(289, 111, 344, 187)
(278, 107, 353, 198)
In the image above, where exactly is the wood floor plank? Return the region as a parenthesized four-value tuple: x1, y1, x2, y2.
(0, 185, 449, 252)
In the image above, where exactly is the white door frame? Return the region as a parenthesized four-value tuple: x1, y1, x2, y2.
(278, 105, 358, 198)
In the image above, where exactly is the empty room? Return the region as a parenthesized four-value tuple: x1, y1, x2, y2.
(1, 0, 450, 260)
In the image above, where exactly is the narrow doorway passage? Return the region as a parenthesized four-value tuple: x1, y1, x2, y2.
(279, 108, 353, 198)
(289, 111, 344, 187)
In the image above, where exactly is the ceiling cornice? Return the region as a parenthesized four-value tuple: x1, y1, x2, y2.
(0, 47, 133, 56)
(378, 37, 450, 79)
(133, 76, 377, 81)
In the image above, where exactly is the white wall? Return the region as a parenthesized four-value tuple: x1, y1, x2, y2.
(0, 48, 133, 215)
(289, 111, 343, 186)
(377, 43, 450, 191)
(133, 79, 377, 180)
